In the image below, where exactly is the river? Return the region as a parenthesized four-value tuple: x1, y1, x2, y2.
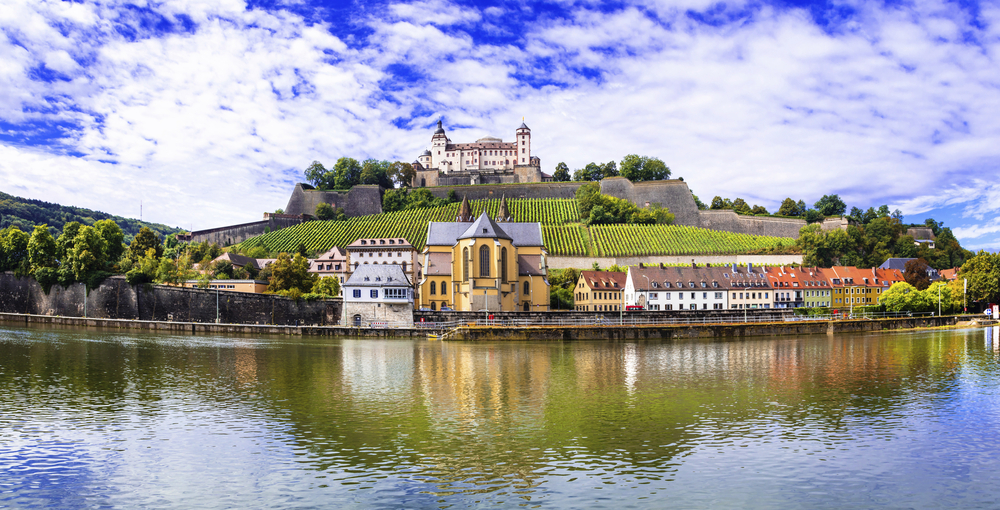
(2, 325, 1000, 508)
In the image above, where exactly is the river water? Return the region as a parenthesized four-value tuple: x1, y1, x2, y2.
(2, 325, 1000, 509)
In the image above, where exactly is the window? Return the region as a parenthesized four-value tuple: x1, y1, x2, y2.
(430, 281, 437, 295)
(524, 281, 530, 295)
(370, 289, 378, 298)
(385, 288, 407, 299)
(501, 247, 508, 281)
(463, 247, 469, 280)
(665, 292, 671, 299)
(715, 292, 723, 299)
(353, 289, 361, 298)
(441, 283, 446, 296)
(479, 245, 490, 277)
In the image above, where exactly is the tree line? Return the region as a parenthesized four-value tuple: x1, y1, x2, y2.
(305, 159, 416, 191)
(0, 220, 339, 300)
(551, 154, 671, 183)
(1, 191, 182, 242)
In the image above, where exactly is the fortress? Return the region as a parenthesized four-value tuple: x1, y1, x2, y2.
(180, 121, 846, 245)
(411, 120, 549, 187)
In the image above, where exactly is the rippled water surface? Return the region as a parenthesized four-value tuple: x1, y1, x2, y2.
(3, 325, 1000, 508)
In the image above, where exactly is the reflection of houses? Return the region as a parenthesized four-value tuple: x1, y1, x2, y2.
(419, 196, 549, 311)
(341, 264, 414, 327)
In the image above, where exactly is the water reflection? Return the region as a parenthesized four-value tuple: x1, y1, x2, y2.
(2, 326, 1000, 508)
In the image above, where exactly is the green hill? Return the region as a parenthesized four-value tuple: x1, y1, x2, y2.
(1, 190, 182, 241)
(235, 198, 796, 257)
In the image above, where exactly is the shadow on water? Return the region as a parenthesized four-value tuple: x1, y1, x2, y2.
(2, 325, 1000, 508)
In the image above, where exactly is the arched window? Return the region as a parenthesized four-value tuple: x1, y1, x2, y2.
(441, 283, 447, 296)
(523, 302, 530, 311)
(430, 281, 437, 295)
(430, 302, 436, 310)
(463, 247, 469, 280)
(500, 247, 508, 282)
(479, 245, 490, 277)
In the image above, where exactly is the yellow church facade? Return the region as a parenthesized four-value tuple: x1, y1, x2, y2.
(420, 198, 549, 312)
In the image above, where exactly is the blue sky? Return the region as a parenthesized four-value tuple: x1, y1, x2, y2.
(1, 0, 998, 250)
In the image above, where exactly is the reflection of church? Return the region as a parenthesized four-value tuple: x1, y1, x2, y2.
(420, 195, 549, 311)
(412, 120, 548, 187)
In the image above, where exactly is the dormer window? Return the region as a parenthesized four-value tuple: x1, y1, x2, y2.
(376, 276, 381, 281)
(688, 282, 695, 288)
(364, 276, 370, 281)
(361, 240, 367, 245)
(483, 228, 487, 234)
(665, 282, 671, 288)
(389, 240, 395, 244)
(700, 282, 707, 288)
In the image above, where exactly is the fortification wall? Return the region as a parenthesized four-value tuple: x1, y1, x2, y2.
(599, 177, 701, 226)
(283, 184, 384, 218)
(182, 214, 308, 246)
(425, 182, 584, 201)
(0, 273, 340, 325)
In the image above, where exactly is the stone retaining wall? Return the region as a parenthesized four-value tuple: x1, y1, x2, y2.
(547, 254, 804, 270)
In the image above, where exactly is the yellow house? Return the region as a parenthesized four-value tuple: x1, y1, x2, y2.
(419, 197, 549, 312)
(574, 271, 626, 311)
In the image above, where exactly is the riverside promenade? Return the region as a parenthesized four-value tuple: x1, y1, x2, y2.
(0, 311, 961, 340)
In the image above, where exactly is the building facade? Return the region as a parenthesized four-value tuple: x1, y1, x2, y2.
(574, 271, 627, 312)
(309, 246, 348, 286)
(182, 279, 268, 293)
(345, 237, 421, 306)
(625, 265, 729, 311)
(725, 264, 773, 309)
(413, 120, 545, 187)
(419, 197, 549, 312)
(341, 264, 414, 327)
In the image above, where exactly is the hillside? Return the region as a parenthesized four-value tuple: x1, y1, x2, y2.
(235, 198, 796, 257)
(0, 191, 182, 240)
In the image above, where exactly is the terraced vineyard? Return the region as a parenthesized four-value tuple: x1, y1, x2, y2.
(590, 224, 797, 256)
(234, 197, 796, 257)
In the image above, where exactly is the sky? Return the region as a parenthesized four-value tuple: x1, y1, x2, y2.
(1, 0, 998, 250)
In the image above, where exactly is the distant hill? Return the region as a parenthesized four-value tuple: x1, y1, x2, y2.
(0, 190, 183, 241)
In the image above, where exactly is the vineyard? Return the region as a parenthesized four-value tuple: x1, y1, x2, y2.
(234, 198, 796, 257)
(589, 224, 797, 257)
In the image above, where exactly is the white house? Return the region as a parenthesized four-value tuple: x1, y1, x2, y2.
(625, 264, 729, 311)
(341, 264, 414, 327)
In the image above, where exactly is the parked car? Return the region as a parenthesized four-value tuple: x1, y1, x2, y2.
(625, 305, 644, 311)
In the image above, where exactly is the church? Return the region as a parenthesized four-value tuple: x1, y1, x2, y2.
(412, 120, 549, 187)
(419, 196, 550, 312)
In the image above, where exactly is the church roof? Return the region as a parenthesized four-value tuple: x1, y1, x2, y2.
(426, 220, 544, 247)
(458, 212, 512, 241)
(343, 264, 412, 287)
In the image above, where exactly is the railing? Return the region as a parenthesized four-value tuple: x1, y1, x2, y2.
(455, 311, 942, 328)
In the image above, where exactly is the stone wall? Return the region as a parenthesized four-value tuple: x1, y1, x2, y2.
(415, 308, 795, 324)
(283, 184, 384, 218)
(342, 301, 414, 327)
(0, 273, 341, 325)
(180, 214, 309, 246)
(599, 177, 702, 226)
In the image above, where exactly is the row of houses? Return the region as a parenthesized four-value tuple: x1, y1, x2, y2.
(574, 264, 915, 312)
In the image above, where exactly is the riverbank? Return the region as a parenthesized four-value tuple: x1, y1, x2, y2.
(0, 311, 964, 340)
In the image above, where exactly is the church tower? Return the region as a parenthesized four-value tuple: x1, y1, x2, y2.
(431, 120, 448, 169)
(515, 120, 531, 166)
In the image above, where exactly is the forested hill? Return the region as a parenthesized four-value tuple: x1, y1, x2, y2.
(0, 191, 182, 241)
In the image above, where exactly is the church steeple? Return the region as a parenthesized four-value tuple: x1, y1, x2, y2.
(456, 195, 473, 222)
(496, 194, 512, 222)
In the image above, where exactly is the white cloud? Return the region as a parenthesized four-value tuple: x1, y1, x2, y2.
(0, 0, 999, 247)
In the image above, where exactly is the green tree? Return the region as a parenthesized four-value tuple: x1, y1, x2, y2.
(925, 281, 954, 314)
(304, 161, 328, 188)
(601, 161, 618, 178)
(0, 227, 30, 273)
(732, 198, 751, 215)
(553, 162, 570, 182)
(94, 219, 125, 265)
(710, 196, 726, 209)
(267, 252, 317, 296)
(778, 198, 801, 216)
(312, 276, 341, 297)
(751, 205, 768, 215)
(575, 182, 601, 218)
(315, 202, 336, 220)
(382, 188, 409, 213)
(27, 225, 58, 272)
(880, 282, 931, 312)
(68, 225, 107, 282)
(388, 161, 415, 187)
(960, 251, 1000, 305)
(803, 209, 823, 224)
(129, 227, 164, 261)
(620, 154, 670, 181)
(814, 194, 846, 216)
(333, 157, 362, 189)
(56, 221, 82, 261)
(360, 159, 392, 187)
(692, 195, 707, 210)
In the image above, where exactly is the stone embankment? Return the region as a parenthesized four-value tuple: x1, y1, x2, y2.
(443, 315, 960, 341)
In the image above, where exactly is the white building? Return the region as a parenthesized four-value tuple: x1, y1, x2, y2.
(310, 246, 348, 285)
(346, 237, 421, 304)
(412, 121, 545, 187)
(341, 264, 414, 327)
(625, 264, 729, 311)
